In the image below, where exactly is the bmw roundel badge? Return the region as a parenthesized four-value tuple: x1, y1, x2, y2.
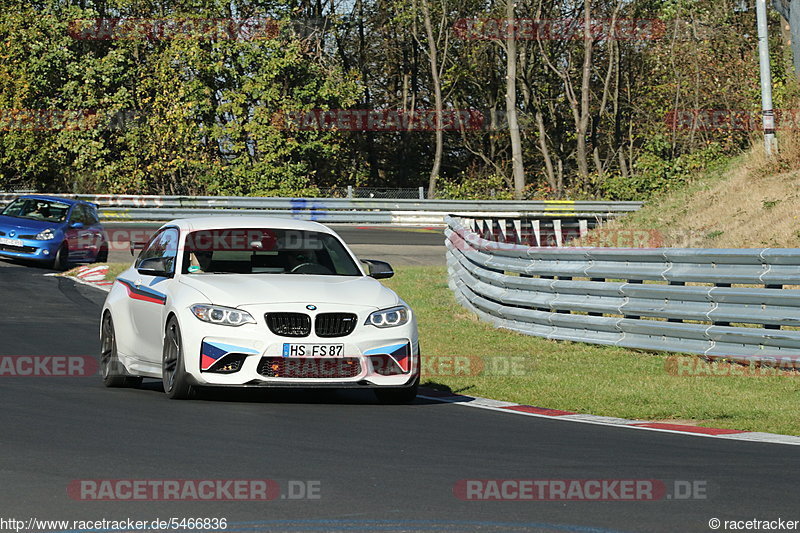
(306, 305, 317, 311)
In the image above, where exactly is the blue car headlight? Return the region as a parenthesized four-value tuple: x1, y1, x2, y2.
(35, 228, 56, 241)
(366, 306, 410, 328)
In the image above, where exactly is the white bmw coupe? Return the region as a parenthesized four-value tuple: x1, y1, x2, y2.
(100, 217, 420, 402)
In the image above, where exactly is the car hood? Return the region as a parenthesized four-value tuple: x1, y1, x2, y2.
(0, 215, 61, 234)
(179, 274, 400, 309)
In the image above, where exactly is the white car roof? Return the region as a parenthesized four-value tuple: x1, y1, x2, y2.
(161, 216, 337, 235)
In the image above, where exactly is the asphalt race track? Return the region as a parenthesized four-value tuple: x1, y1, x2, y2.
(0, 233, 799, 532)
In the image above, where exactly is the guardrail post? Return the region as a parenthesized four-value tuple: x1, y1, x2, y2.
(418, 187, 424, 200)
(667, 281, 685, 322)
(532, 220, 541, 246)
(715, 284, 731, 326)
(553, 219, 563, 247)
(624, 279, 643, 319)
(579, 219, 588, 238)
(347, 186, 353, 199)
(587, 278, 604, 316)
(513, 219, 522, 244)
(764, 284, 783, 329)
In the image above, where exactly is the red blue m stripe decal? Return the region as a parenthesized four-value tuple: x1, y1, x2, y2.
(116, 278, 167, 305)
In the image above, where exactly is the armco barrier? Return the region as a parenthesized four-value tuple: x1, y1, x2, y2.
(0, 193, 642, 225)
(445, 215, 800, 361)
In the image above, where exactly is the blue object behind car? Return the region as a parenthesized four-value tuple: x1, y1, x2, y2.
(0, 195, 108, 270)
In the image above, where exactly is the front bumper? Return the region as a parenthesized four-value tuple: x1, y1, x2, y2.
(0, 239, 59, 261)
(179, 309, 419, 388)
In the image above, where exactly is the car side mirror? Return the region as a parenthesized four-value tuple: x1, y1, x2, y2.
(70, 222, 84, 229)
(137, 257, 172, 278)
(362, 259, 394, 279)
(130, 240, 147, 256)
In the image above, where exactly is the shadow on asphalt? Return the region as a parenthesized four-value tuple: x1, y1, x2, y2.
(0, 257, 56, 270)
(129, 379, 443, 406)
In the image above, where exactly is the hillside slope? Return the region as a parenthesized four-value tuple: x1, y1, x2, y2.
(606, 144, 800, 248)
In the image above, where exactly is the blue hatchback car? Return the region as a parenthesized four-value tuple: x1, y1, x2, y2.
(0, 195, 108, 270)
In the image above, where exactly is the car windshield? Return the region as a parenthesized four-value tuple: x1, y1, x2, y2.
(181, 228, 362, 276)
(1, 198, 70, 223)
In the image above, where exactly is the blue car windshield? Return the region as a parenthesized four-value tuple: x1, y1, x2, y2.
(1, 198, 70, 223)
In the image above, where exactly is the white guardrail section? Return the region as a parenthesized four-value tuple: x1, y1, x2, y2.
(0, 193, 643, 225)
(445, 215, 800, 361)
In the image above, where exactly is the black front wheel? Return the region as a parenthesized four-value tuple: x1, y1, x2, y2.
(100, 313, 142, 388)
(162, 317, 194, 400)
(50, 243, 69, 271)
(95, 244, 108, 263)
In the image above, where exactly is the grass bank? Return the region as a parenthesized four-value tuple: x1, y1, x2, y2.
(608, 141, 800, 248)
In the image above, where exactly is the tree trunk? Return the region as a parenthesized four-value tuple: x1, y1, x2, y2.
(535, 108, 557, 193)
(575, 0, 593, 184)
(421, 0, 443, 199)
(505, 0, 525, 199)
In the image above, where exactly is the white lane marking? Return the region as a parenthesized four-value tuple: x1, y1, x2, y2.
(418, 393, 800, 446)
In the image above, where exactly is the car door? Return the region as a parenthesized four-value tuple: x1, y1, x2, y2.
(64, 205, 93, 260)
(80, 204, 104, 259)
(127, 227, 180, 363)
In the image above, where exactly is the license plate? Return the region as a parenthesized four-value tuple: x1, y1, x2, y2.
(0, 237, 23, 247)
(282, 344, 345, 357)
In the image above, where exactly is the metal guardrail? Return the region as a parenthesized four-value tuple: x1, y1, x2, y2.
(0, 193, 642, 224)
(446, 215, 800, 361)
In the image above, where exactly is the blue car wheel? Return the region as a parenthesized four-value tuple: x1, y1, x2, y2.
(50, 243, 69, 271)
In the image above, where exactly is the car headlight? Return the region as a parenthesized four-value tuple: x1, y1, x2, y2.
(190, 304, 256, 327)
(366, 305, 410, 328)
(35, 228, 55, 240)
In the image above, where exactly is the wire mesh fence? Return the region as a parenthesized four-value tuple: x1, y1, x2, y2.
(321, 187, 426, 199)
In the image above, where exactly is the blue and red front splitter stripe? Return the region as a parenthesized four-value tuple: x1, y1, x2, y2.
(201, 341, 260, 371)
(363, 342, 411, 372)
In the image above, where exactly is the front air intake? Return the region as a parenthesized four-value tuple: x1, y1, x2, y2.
(257, 357, 361, 378)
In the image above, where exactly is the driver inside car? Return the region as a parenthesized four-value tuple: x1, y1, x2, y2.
(187, 251, 213, 273)
(284, 250, 314, 273)
(31, 202, 51, 219)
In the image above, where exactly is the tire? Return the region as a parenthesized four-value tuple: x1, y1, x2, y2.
(162, 317, 194, 400)
(50, 243, 69, 271)
(374, 375, 419, 405)
(100, 313, 143, 388)
(95, 244, 108, 263)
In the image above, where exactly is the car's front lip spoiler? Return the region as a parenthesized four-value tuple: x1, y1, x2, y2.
(185, 375, 419, 389)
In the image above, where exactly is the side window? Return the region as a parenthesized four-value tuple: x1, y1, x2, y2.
(69, 205, 88, 226)
(324, 237, 355, 274)
(135, 228, 179, 274)
(82, 204, 100, 225)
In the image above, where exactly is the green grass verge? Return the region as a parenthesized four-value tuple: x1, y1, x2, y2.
(382, 265, 800, 436)
(83, 262, 800, 435)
